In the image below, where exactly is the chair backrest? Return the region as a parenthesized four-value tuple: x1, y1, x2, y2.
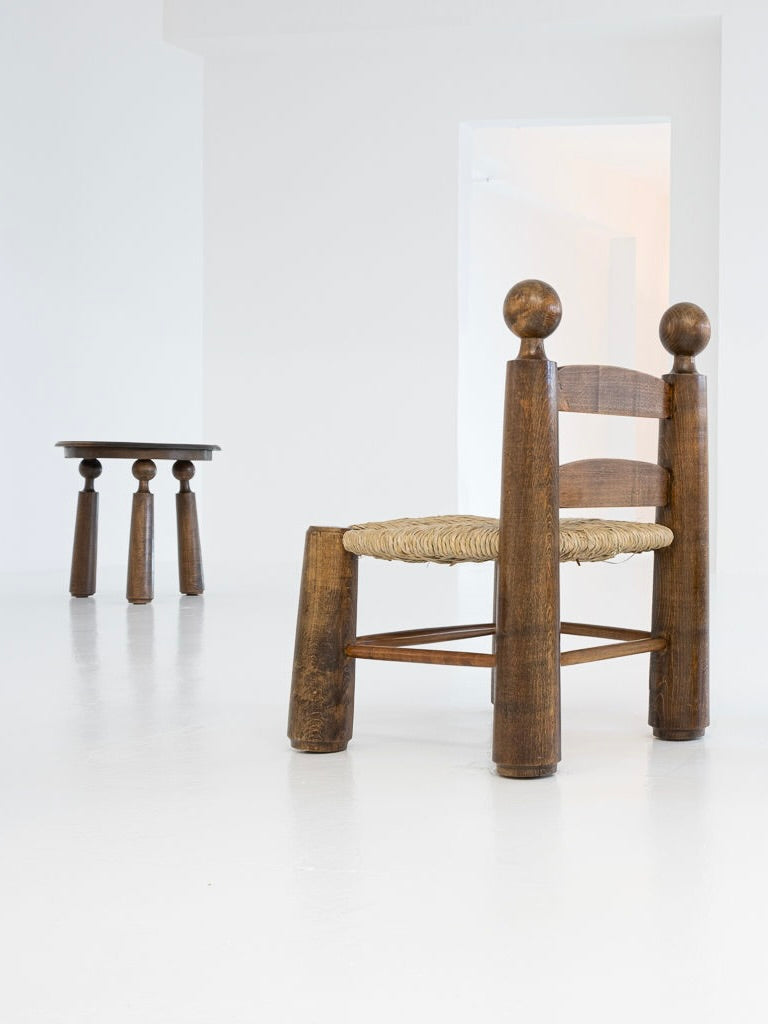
(497, 278, 709, 520)
(557, 366, 671, 508)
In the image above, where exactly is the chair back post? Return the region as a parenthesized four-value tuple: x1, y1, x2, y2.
(493, 280, 562, 778)
(650, 303, 710, 739)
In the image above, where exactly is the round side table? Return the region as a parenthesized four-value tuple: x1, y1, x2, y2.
(56, 442, 221, 604)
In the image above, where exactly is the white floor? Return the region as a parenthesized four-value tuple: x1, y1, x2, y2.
(1, 566, 766, 1023)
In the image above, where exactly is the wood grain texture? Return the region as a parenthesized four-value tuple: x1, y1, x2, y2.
(559, 458, 669, 508)
(659, 302, 710, 373)
(503, 279, 562, 357)
(649, 372, 709, 738)
(561, 621, 652, 641)
(69, 459, 102, 598)
(346, 637, 664, 669)
(126, 460, 155, 605)
(561, 636, 665, 667)
(357, 621, 654, 644)
(353, 623, 495, 647)
(493, 356, 561, 778)
(173, 461, 203, 596)
(288, 527, 358, 753)
(558, 365, 670, 418)
(56, 442, 220, 461)
(346, 645, 494, 668)
(348, 620, 660, 669)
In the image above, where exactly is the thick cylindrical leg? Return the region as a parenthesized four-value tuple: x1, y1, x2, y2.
(493, 354, 561, 779)
(173, 460, 203, 596)
(69, 459, 101, 597)
(650, 371, 709, 740)
(288, 526, 358, 753)
(491, 560, 498, 705)
(127, 460, 156, 605)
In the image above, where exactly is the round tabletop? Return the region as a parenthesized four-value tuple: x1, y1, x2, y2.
(56, 442, 221, 461)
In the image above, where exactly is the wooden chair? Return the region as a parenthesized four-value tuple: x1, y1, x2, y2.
(288, 280, 709, 777)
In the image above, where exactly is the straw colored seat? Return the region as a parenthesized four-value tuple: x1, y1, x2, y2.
(288, 279, 710, 778)
(342, 515, 673, 565)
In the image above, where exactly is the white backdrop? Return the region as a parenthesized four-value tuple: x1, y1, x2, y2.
(5, 1, 768, 598)
(0, 0, 203, 576)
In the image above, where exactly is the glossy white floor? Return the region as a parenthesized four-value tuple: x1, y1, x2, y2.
(1, 564, 765, 1023)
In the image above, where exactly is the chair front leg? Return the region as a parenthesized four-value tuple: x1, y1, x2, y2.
(493, 562, 561, 779)
(492, 297, 562, 778)
(288, 526, 358, 753)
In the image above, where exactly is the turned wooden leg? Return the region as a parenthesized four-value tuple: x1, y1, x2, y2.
(127, 459, 156, 605)
(493, 288, 561, 778)
(172, 460, 203, 596)
(288, 526, 358, 753)
(69, 459, 101, 597)
(650, 330, 709, 740)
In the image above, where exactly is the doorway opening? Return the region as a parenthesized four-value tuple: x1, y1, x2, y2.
(457, 119, 671, 624)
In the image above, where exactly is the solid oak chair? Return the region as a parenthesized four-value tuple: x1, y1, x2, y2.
(288, 280, 709, 778)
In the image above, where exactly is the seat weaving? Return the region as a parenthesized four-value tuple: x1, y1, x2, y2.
(343, 515, 673, 565)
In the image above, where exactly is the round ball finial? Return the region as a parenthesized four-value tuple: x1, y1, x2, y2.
(79, 458, 102, 481)
(172, 460, 195, 483)
(659, 302, 710, 372)
(503, 279, 562, 358)
(132, 459, 157, 483)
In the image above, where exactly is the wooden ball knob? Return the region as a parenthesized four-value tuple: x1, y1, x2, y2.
(79, 458, 102, 480)
(659, 302, 710, 371)
(172, 460, 195, 483)
(503, 279, 562, 340)
(132, 459, 157, 483)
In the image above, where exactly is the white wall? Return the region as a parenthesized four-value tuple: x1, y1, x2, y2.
(0, 1, 203, 577)
(717, 9, 768, 578)
(166, 10, 720, 608)
(5, 0, 765, 600)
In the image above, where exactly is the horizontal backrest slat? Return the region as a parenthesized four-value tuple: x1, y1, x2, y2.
(560, 459, 669, 507)
(558, 365, 671, 419)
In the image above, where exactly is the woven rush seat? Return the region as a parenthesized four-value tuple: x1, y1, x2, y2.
(343, 515, 673, 565)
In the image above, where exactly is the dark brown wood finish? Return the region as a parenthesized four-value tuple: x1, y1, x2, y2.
(559, 458, 669, 508)
(657, 302, 712, 374)
(346, 645, 495, 668)
(561, 621, 652, 641)
(69, 459, 102, 598)
(493, 280, 562, 779)
(562, 636, 666, 667)
(58, 441, 219, 602)
(57, 442, 220, 461)
(558, 365, 670, 418)
(650, 303, 710, 739)
(348, 620, 661, 669)
(288, 527, 358, 752)
(287, 280, 710, 777)
(173, 460, 204, 596)
(347, 637, 663, 669)
(126, 460, 156, 605)
(353, 623, 496, 647)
